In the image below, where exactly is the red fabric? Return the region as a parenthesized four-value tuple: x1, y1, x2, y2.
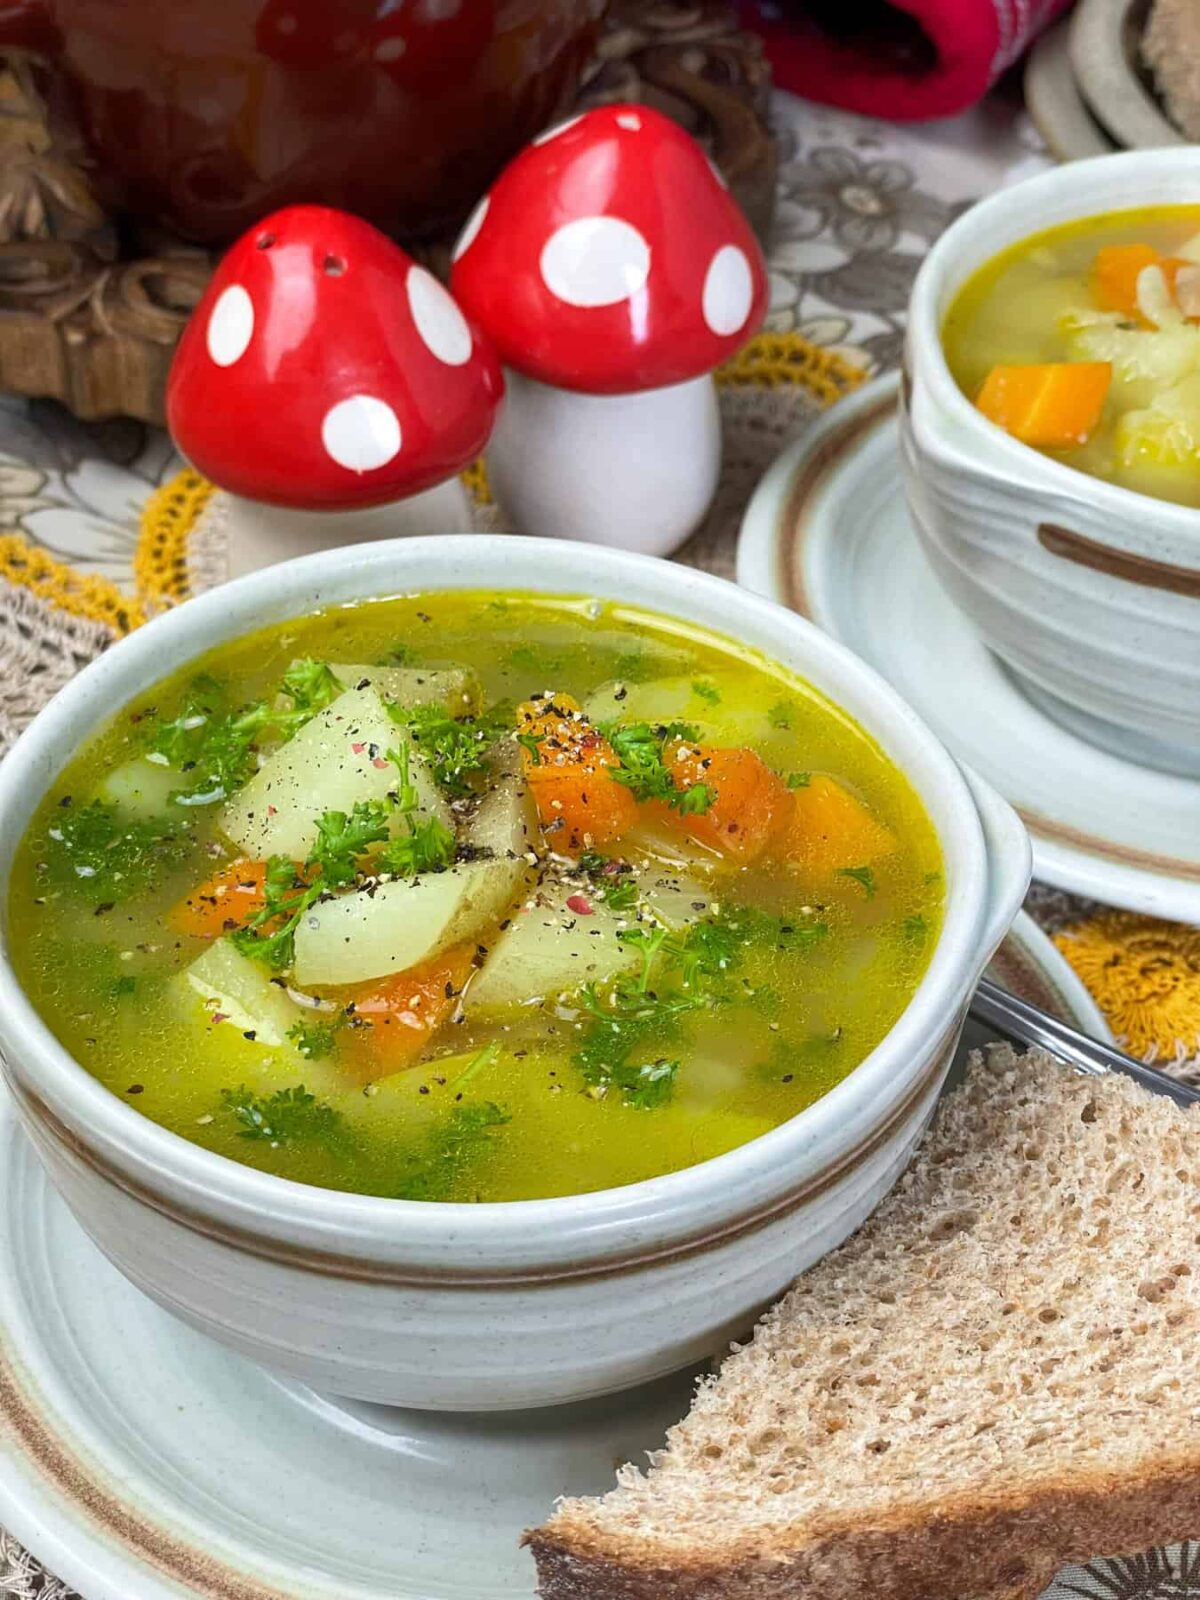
(739, 0, 1072, 120)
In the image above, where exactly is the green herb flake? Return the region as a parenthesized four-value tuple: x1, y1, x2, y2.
(836, 864, 877, 899)
(392, 1101, 512, 1201)
(578, 851, 639, 912)
(308, 800, 391, 888)
(230, 856, 317, 970)
(786, 771, 811, 789)
(286, 1017, 342, 1061)
(515, 731, 542, 766)
(377, 814, 455, 878)
(691, 680, 721, 706)
(902, 912, 928, 945)
(220, 1083, 344, 1146)
(390, 701, 513, 798)
(767, 700, 795, 731)
(43, 800, 191, 903)
(279, 657, 340, 719)
(600, 719, 715, 814)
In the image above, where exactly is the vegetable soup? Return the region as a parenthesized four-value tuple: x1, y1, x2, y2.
(943, 205, 1200, 505)
(8, 594, 942, 1203)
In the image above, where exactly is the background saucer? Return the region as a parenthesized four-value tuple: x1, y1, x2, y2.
(737, 376, 1200, 924)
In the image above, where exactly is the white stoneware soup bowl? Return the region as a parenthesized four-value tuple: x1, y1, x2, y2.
(903, 148, 1200, 779)
(0, 537, 1030, 1411)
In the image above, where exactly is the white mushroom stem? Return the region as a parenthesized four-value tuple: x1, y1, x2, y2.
(484, 369, 721, 556)
(220, 476, 472, 579)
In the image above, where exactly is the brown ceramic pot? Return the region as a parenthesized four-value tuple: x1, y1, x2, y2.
(0, 0, 605, 245)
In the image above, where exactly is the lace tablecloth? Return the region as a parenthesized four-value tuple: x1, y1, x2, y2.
(0, 88, 1198, 1600)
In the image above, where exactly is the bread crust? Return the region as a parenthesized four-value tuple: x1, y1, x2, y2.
(528, 1453, 1200, 1599)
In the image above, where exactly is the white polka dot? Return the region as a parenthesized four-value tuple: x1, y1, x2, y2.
(702, 244, 753, 336)
(540, 217, 650, 309)
(321, 395, 402, 473)
(533, 114, 583, 147)
(708, 156, 728, 190)
(374, 35, 406, 61)
(206, 285, 254, 367)
(616, 112, 642, 130)
(407, 266, 472, 367)
(452, 195, 488, 263)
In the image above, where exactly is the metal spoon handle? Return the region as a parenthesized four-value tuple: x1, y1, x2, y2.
(970, 977, 1200, 1109)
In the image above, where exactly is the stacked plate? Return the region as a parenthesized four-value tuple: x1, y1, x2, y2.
(1025, 0, 1188, 160)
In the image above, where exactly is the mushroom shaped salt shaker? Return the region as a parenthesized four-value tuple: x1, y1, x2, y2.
(450, 105, 767, 556)
(167, 205, 503, 577)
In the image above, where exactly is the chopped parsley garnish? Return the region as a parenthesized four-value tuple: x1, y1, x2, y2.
(786, 771, 811, 789)
(665, 919, 739, 988)
(515, 731, 542, 765)
(379, 644, 413, 665)
(692, 680, 721, 705)
(767, 700, 796, 731)
(902, 912, 928, 945)
(600, 719, 715, 814)
(391, 1101, 512, 1201)
(43, 800, 190, 903)
(578, 851, 638, 911)
(376, 814, 455, 877)
(230, 856, 317, 969)
(220, 1083, 344, 1146)
(287, 1016, 342, 1060)
(310, 800, 391, 888)
(146, 660, 340, 807)
(112, 974, 137, 998)
(390, 700, 513, 798)
(279, 657, 341, 718)
(836, 864, 877, 899)
(616, 924, 672, 990)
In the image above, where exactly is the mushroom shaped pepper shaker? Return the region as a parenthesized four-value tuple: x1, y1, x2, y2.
(167, 205, 502, 576)
(450, 106, 767, 556)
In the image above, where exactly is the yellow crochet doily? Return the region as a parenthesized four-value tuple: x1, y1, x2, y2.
(1055, 915, 1200, 1064)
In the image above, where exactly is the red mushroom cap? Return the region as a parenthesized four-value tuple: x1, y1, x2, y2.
(449, 106, 768, 396)
(166, 205, 503, 510)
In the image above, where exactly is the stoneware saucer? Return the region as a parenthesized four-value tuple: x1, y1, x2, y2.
(0, 915, 1104, 1600)
(737, 375, 1200, 924)
(1024, 20, 1117, 161)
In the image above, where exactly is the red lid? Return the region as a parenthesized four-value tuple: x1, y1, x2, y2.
(449, 106, 768, 395)
(167, 206, 503, 510)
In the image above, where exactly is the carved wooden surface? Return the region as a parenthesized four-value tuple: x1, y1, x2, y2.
(0, 3, 775, 423)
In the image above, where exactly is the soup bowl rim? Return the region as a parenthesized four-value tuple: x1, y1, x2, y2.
(0, 535, 1004, 1274)
(909, 145, 1200, 547)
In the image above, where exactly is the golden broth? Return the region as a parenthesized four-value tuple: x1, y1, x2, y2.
(943, 205, 1200, 505)
(8, 593, 942, 1202)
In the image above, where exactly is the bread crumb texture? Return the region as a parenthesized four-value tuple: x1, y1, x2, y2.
(532, 1048, 1200, 1600)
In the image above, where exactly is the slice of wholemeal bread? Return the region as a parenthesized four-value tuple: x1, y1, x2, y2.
(530, 1047, 1200, 1600)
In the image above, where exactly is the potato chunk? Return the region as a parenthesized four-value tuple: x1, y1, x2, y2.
(220, 686, 449, 859)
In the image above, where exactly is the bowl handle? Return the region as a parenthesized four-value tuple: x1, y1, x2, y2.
(960, 764, 1032, 968)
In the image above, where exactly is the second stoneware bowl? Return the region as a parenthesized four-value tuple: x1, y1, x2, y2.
(0, 537, 1029, 1411)
(903, 148, 1200, 778)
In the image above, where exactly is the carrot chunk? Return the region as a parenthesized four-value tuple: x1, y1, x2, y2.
(343, 943, 477, 1080)
(781, 776, 896, 875)
(1091, 243, 1161, 318)
(649, 741, 791, 864)
(975, 362, 1111, 448)
(169, 859, 268, 938)
(518, 693, 637, 852)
